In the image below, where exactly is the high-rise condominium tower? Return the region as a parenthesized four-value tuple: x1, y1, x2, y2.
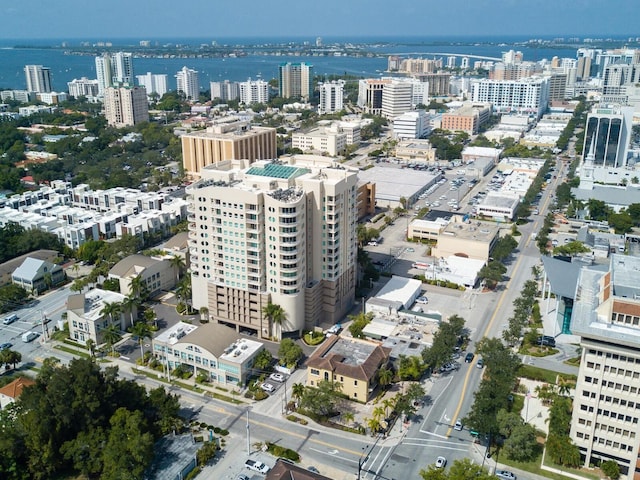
(176, 66, 200, 101)
(24, 65, 52, 93)
(278, 62, 313, 99)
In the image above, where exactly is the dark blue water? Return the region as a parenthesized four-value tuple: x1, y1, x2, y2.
(0, 36, 581, 92)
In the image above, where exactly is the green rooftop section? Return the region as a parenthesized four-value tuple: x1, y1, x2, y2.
(246, 163, 309, 179)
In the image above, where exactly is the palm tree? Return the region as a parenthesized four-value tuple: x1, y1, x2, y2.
(378, 366, 393, 388)
(132, 321, 152, 360)
(169, 255, 186, 284)
(382, 398, 395, 418)
(100, 301, 122, 327)
(102, 324, 122, 355)
(292, 382, 305, 407)
(366, 416, 380, 436)
(143, 308, 157, 327)
(372, 406, 385, 423)
(342, 411, 355, 427)
(86, 339, 96, 358)
(199, 306, 209, 323)
(121, 294, 140, 327)
(262, 302, 286, 340)
(71, 263, 80, 278)
(129, 275, 147, 301)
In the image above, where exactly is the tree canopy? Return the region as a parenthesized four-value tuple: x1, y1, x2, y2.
(0, 358, 181, 480)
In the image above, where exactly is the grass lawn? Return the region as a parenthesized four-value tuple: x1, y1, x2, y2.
(54, 344, 90, 359)
(500, 450, 601, 480)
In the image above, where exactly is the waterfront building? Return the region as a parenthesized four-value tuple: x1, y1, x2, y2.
(569, 255, 640, 477)
(95, 54, 113, 94)
(95, 52, 134, 94)
(210, 80, 240, 101)
(136, 72, 168, 99)
(187, 156, 358, 339)
(239, 78, 270, 104)
(318, 81, 344, 114)
(411, 73, 451, 96)
(582, 105, 634, 168)
(103, 85, 149, 127)
(278, 62, 313, 100)
(1, 90, 32, 103)
(176, 66, 200, 101)
(67, 77, 100, 98)
(471, 77, 550, 119)
(181, 124, 277, 176)
(24, 65, 52, 94)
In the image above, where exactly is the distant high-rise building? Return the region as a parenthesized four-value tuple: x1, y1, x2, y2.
(24, 65, 52, 93)
(239, 79, 270, 104)
(95, 52, 134, 94)
(315, 37, 322, 47)
(460, 57, 470, 69)
(103, 86, 149, 127)
(67, 77, 100, 98)
(181, 124, 277, 176)
(388, 56, 401, 72)
(278, 62, 313, 99)
(582, 105, 634, 168)
(447, 56, 457, 69)
(318, 81, 344, 114)
(176, 66, 200, 101)
(210, 80, 240, 101)
(136, 72, 168, 99)
(357, 79, 391, 115)
(111, 52, 134, 85)
(187, 156, 358, 339)
(381, 80, 414, 119)
(471, 77, 550, 119)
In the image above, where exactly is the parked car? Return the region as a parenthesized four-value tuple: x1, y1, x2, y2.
(435, 456, 447, 468)
(236, 475, 250, 480)
(416, 296, 429, 304)
(496, 470, 517, 480)
(261, 383, 275, 393)
(464, 352, 474, 363)
(308, 466, 320, 473)
(245, 459, 270, 474)
(269, 373, 285, 383)
(537, 335, 556, 347)
(476, 358, 484, 369)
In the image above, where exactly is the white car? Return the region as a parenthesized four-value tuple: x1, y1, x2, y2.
(454, 420, 463, 431)
(416, 296, 428, 304)
(496, 470, 517, 480)
(261, 383, 275, 393)
(245, 459, 270, 474)
(435, 456, 447, 468)
(269, 373, 285, 383)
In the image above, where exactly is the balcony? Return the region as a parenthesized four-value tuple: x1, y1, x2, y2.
(187, 214, 196, 221)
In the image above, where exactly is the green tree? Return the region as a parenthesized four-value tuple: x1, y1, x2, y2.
(607, 212, 633, 234)
(0, 349, 22, 370)
(121, 294, 140, 327)
(278, 338, 303, 367)
(348, 312, 373, 339)
(299, 380, 343, 418)
(101, 408, 154, 480)
(503, 423, 538, 461)
(291, 383, 305, 406)
(601, 460, 621, 480)
(102, 324, 122, 354)
(262, 302, 287, 340)
(60, 427, 106, 477)
(478, 261, 506, 289)
(377, 366, 394, 387)
(397, 355, 425, 381)
(100, 301, 122, 326)
(252, 349, 273, 372)
(168, 255, 185, 284)
(132, 321, 152, 359)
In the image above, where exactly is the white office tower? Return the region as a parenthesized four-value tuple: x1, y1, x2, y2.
(103, 86, 149, 127)
(67, 77, 100, 98)
(318, 80, 345, 114)
(471, 77, 550, 119)
(176, 66, 200, 101)
(239, 78, 270, 104)
(111, 52, 134, 85)
(569, 255, 640, 477)
(136, 72, 168, 99)
(187, 156, 358, 339)
(210, 80, 240, 101)
(393, 110, 431, 139)
(582, 105, 634, 168)
(381, 80, 414, 119)
(447, 56, 457, 69)
(24, 65, 52, 93)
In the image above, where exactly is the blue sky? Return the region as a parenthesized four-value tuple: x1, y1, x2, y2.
(2, 0, 638, 40)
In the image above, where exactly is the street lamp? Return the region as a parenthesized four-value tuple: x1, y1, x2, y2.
(357, 433, 382, 480)
(246, 407, 252, 455)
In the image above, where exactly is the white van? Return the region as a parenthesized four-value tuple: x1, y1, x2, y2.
(22, 331, 38, 343)
(3, 314, 18, 325)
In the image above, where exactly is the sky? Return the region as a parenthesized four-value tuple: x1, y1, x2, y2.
(2, 0, 638, 41)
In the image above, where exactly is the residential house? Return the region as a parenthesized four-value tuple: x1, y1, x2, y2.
(0, 377, 35, 409)
(66, 288, 128, 345)
(11, 257, 65, 294)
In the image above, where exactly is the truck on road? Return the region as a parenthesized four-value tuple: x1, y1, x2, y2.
(22, 331, 38, 343)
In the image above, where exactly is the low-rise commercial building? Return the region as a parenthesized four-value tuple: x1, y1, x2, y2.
(395, 139, 437, 163)
(109, 254, 177, 297)
(430, 217, 500, 263)
(305, 335, 391, 401)
(152, 322, 264, 387)
(476, 192, 520, 221)
(11, 257, 65, 294)
(291, 125, 347, 156)
(441, 102, 492, 135)
(66, 289, 129, 345)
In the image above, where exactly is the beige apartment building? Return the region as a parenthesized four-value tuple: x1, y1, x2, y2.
(305, 335, 391, 401)
(181, 124, 277, 176)
(441, 102, 492, 135)
(186, 155, 358, 339)
(103, 85, 149, 127)
(570, 255, 640, 479)
(430, 217, 499, 263)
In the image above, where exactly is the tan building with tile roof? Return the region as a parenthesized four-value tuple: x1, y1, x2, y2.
(305, 335, 391, 402)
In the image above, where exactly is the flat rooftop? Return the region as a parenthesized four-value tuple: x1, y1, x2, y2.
(246, 163, 309, 179)
(440, 220, 499, 242)
(321, 337, 377, 367)
(479, 193, 520, 209)
(357, 166, 438, 201)
(154, 321, 198, 345)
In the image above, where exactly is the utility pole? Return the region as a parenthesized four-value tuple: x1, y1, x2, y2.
(357, 433, 382, 480)
(246, 408, 251, 455)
